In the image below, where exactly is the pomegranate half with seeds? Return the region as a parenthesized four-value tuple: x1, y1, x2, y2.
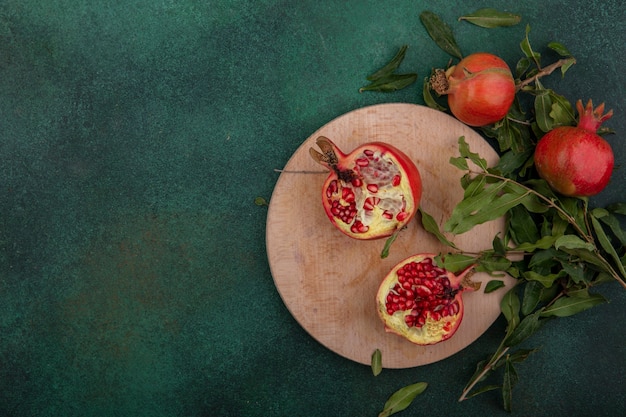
(309, 136, 422, 239)
(376, 254, 479, 345)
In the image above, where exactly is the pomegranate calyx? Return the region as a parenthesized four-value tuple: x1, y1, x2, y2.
(430, 68, 450, 95)
(576, 99, 613, 133)
(310, 136, 360, 183)
(459, 267, 481, 291)
(309, 136, 339, 167)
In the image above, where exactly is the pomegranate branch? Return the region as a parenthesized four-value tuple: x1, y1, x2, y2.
(470, 170, 626, 290)
(458, 346, 510, 402)
(515, 57, 576, 92)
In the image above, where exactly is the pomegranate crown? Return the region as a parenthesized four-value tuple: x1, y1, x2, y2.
(576, 99, 613, 133)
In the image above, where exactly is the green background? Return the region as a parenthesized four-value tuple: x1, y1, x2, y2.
(1, 0, 624, 416)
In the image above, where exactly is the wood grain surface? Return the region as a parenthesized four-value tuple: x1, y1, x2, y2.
(266, 103, 515, 368)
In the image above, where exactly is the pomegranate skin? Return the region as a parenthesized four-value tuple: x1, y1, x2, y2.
(440, 53, 516, 127)
(534, 100, 614, 197)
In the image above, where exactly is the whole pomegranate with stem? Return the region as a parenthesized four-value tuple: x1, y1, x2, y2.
(430, 52, 515, 127)
(534, 99, 614, 197)
(376, 254, 479, 345)
(309, 136, 422, 239)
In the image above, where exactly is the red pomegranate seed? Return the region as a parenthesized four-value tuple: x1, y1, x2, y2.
(351, 178, 362, 187)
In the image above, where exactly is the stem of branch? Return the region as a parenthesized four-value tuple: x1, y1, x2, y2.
(516, 58, 576, 92)
(459, 346, 510, 402)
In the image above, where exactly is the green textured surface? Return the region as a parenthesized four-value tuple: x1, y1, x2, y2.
(1, 1, 625, 416)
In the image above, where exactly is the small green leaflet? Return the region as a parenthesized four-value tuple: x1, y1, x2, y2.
(371, 349, 382, 376)
(540, 294, 607, 318)
(380, 228, 402, 259)
(419, 11, 462, 59)
(254, 196, 269, 206)
(503, 310, 543, 347)
(591, 215, 626, 282)
(378, 382, 428, 417)
(458, 8, 522, 28)
(360, 45, 417, 92)
(502, 357, 519, 412)
(419, 208, 458, 249)
(548, 41, 572, 57)
(500, 287, 520, 332)
(485, 280, 505, 293)
(520, 24, 540, 63)
(366, 45, 409, 81)
(533, 80, 554, 132)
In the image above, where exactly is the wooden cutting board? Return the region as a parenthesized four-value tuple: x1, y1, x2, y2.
(266, 103, 515, 368)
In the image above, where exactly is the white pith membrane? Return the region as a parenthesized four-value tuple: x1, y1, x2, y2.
(325, 148, 415, 237)
(376, 255, 465, 346)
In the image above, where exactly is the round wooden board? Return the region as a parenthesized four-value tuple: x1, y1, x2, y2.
(266, 103, 515, 368)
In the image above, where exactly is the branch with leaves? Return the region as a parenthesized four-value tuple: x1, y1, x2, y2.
(360, 8, 625, 414)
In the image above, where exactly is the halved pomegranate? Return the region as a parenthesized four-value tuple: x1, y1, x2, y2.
(376, 254, 479, 345)
(309, 136, 422, 239)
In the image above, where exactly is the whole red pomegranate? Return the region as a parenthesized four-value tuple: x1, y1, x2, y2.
(376, 254, 479, 345)
(431, 52, 515, 127)
(309, 136, 422, 239)
(534, 99, 614, 197)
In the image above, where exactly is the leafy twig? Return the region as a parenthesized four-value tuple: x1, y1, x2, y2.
(516, 57, 576, 92)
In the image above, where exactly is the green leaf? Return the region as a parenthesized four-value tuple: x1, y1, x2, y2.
(436, 253, 475, 273)
(378, 382, 428, 417)
(594, 209, 626, 246)
(366, 45, 409, 81)
(360, 73, 418, 92)
(449, 156, 469, 171)
(559, 259, 587, 283)
(548, 91, 576, 126)
(514, 235, 559, 252)
(485, 280, 505, 293)
(505, 348, 539, 364)
(500, 287, 520, 330)
(458, 8, 522, 28)
(419, 11, 463, 59)
(559, 57, 576, 77)
(523, 270, 565, 288)
(458, 136, 488, 170)
(463, 384, 501, 399)
(477, 253, 511, 275)
(540, 294, 606, 318)
(504, 310, 543, 347)
(519, 24, 540, 62)
(502, 357, 519, 412)
(463, 174, 487, 199)
(590, 215, 626, 281)
(508, 205, 539, 244)
(521, 280, 543, 315)
(419, 208, 458, 249)
(496, 148, 533, 176)
(422, 76, 447, 111)
(607, 202, 626, 215)
(371, 349, 383, 376)
(254, 196, 269, 206)
(515, 56, 532, 78)
(533, 82, 554, 132)
(445, 181, 531, 234)
(380, 228, 402, 259)
(554, 235, 595, 252)
(547, 41, 572, 57)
